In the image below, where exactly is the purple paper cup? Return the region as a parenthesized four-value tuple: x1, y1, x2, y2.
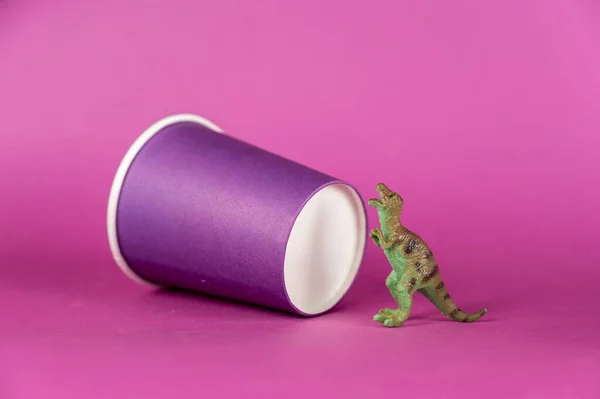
(107, 114, 367, 316)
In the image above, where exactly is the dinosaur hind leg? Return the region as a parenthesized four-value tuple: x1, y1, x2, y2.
(385, 290, 413, 327)
(374, 273, 417, 328)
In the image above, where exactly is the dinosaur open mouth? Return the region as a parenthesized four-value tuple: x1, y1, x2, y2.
(367, 198, 382, 208)
(368, 183, 390, 209)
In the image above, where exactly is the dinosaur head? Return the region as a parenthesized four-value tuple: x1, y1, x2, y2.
(367, 183, 404, 217)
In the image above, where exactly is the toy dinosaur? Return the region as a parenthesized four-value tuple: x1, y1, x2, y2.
(368, 183, 487, 327)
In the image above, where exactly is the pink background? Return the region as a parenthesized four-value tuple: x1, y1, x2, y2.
(1, 0, 600, 397)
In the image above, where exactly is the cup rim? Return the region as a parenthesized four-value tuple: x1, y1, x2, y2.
(106, 114, 224, 287)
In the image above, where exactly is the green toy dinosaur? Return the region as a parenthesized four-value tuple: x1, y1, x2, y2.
(368, 183, 487, 327)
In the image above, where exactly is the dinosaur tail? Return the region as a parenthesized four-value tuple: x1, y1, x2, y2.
(418, 281, 487, 323)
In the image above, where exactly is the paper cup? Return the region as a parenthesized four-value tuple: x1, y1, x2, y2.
(107, 114, 367, 315)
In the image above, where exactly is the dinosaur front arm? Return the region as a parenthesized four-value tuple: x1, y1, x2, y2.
(370, 228, 399, 250)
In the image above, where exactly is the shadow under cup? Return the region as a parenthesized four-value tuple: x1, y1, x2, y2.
(107, 114, 367, 316)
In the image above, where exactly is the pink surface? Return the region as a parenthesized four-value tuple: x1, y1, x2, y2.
(1, 0, 600, 398)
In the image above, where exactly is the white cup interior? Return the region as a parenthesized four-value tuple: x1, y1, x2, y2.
(284, 184, 366, 315)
